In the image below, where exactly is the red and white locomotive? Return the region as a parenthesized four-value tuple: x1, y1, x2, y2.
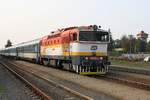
(40, 25, 110, 74)
(0, 25, 110, 75)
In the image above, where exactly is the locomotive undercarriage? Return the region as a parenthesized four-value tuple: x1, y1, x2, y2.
(70, 56, 109, 74)
(72, 62, 108, 75)
(41, 56, 109, 75)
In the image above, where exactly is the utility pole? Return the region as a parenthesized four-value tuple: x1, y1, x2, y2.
(129, 35, 133, 54)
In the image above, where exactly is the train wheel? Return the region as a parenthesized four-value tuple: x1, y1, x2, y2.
(43, 59, 49, 66)
(73, 65, 80, 74)
(69, 64, 73, 71)
(57, 60, 63, 69)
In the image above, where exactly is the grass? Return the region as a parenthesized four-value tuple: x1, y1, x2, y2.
(0, 85, 6, 94)
(111, 60, 150, 68)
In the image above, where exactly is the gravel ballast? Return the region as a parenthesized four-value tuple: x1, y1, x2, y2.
(15, 60, 150, 100)
(0, 63, 39, 100)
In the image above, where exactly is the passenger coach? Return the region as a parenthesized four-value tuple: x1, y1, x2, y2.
(0, 39, 40, 62)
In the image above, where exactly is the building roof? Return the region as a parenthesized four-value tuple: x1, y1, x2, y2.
(137, 31, 148, 36)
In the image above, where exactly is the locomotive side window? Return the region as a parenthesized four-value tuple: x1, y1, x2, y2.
(73, 33, 77, 41)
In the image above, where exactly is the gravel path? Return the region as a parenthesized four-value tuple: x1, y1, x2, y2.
(16, 60, 150, 100)
(0, 63, 39, 100)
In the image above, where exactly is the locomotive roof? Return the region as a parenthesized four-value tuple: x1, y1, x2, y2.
(41, 25, 109, 40)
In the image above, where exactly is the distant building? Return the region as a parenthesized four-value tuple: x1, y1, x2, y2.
(137, 31, 148, 52)
(137, 31, 148, 42)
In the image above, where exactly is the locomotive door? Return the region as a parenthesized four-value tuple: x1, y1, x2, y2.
(62, 35, 70, 57)
(69, 33, 74, 56)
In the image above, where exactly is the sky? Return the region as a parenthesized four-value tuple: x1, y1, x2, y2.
(0, 0, 150, 48)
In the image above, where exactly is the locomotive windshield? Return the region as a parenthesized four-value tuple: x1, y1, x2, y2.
(79, 31, 109, 42)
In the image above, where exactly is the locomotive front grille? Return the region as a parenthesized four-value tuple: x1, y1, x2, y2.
(78, 60, 108, 75)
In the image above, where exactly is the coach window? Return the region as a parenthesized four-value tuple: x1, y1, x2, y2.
(55, 39, 57, 44)
(73, 33, 77, 41)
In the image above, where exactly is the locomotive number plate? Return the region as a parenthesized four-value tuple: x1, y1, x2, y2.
(91, 45, 97, 50)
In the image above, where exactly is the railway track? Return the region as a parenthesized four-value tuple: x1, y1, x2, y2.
(104, 74, 150, 91)
(3, 59, 150, 100)
(0, 61, 51, 100)
(80, 66, 150, 91)
(109, 65, 150, 75)
(2, 60, 94, 100)
(104, 65, 150, 90)
(5, 58, 150, 94)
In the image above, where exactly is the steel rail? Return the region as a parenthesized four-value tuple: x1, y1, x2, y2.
(0, 61, 51, 100)
(7, 61, 94, 100)
(105, 75, 150, 91)
(109, 65, 150, 75)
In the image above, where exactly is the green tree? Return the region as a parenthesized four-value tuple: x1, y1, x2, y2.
(108, 35, 114, 51)
(121, 35, 130, 53)
(114, 39, 121, 48)
(135, 39, 147, 53)
(135, 39, 140, 52)
(130, 36, 136, 53)
(146, 41, 150, 52)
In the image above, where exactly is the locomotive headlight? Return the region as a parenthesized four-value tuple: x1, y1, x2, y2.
(85, 57, 88, 60)
(100, 57, 103, 60)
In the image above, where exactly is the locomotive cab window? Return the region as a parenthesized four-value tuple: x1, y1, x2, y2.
(79, 31, 109, 42)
